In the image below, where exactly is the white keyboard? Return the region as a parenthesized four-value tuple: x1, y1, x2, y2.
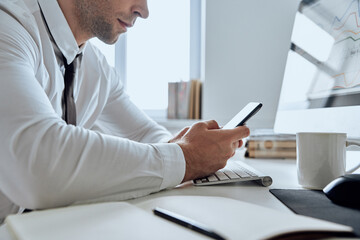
(193, 161, 272, 187)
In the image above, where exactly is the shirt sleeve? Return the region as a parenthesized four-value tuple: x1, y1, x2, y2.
(0, 11, 185, 213)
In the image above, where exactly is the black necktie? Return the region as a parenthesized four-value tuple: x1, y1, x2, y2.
(62, 54, 81, 125)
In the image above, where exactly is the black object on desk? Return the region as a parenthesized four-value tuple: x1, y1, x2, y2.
(153, 207, 226, 240)
(270, 189, 360, 237)
(323, 174, 360, 208)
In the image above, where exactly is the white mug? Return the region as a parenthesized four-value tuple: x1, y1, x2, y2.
(296, 132, 360, 190)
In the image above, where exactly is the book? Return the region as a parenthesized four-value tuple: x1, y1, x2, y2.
(5, 196, 354, 240)
(244, 129, 297, 159)
(167, 80, 201, 120)
(187, 79, 202, 119)
(246, 140, 296, 150)
(248, 129, 296, 141)
(193, 80, 202, 119)
(167, 82, 178, 119)
(177, 81, 192, 119)
(188, 80, 197, 119)
(245, 148, 297, 159)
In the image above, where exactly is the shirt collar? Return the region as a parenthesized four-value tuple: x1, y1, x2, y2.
(38, 0, 84, 64)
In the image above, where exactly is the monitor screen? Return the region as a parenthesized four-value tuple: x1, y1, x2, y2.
(274, 0, 360, 140)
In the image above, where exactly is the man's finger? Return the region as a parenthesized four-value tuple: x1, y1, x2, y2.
(220, 126, 250, 141)
(238, 140, 243, 148)
(178, 127, 189, 137)
(203, 120, 220, 130)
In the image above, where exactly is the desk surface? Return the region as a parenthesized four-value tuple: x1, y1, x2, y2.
(129, 151, 360, 212)
(129, 152, 300, 213)
(1, 150, 359, 239)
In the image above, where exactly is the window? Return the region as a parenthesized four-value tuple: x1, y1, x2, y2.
(126, 0, 191, 111)
(90, 0, 201, 119)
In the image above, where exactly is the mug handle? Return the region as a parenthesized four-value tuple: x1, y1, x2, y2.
(345, 141, 360, 173)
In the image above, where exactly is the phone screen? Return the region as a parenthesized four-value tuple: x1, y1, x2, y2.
(222, 102, 262, 129)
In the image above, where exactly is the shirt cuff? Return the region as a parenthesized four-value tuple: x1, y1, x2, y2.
(153, 143, 186, 190)
(158, 135, 173, 143)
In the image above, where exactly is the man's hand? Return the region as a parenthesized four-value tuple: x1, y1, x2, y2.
(170, 120, 250, 182)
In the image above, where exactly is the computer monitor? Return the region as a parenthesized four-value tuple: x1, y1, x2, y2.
(274, 0, 360, 140)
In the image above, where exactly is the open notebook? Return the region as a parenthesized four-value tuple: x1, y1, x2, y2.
(5, 196, 354, 240)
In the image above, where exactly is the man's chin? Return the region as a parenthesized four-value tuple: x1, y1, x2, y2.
(106, 37, 119, 45)
(97, 33, 121, 45)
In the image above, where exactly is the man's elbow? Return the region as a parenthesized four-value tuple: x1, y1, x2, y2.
(7, 181, 71, 210)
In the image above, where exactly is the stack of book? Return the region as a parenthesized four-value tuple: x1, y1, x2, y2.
(245, 129, 296, 159)
(167, 79, 202, 119)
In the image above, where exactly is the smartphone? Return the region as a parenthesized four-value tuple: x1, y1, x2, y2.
(222, 102, 262, 129)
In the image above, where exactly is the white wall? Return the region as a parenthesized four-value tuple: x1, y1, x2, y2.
(202, 0, 300, 129)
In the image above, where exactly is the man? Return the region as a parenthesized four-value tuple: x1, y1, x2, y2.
(0, 0, 249, 223)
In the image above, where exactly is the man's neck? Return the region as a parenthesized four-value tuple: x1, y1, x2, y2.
(57, 0, 90, 46)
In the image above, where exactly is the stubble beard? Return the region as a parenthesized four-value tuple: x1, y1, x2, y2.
(91, 17, 117, 44)
(74, 0, 118, 44)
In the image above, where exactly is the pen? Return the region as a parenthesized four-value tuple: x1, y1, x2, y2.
(153, 207, 226, 240)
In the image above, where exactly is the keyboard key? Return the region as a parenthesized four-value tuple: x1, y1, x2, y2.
(244, 170, 257, 177)
(222, 170, 240, 179)
(228, 162, 254, 177)
(214, 171, 230, 181)
(232, 168, 251, 178)
(201, 178, 209, 183)
(207, 175, 219, 182)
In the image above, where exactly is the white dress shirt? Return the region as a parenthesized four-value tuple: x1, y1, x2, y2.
(0, 0, 185, 223)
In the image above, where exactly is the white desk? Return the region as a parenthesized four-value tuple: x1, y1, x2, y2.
(128, 151, 360, 211)
(129, 152, 300, 213)
(1, 150, 359, 239)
